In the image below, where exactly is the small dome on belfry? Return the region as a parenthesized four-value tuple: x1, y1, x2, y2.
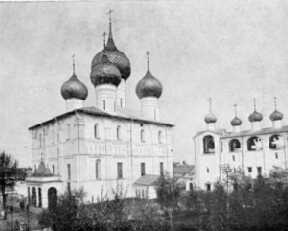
(248, 98, 263, 123)
(231, 104, 242, 126)
(136, 52, 163, 99)
(91, 9, 131, 80)
(269, 97, 284, 121)
(204, 98, 217, 124)
(61, 55, 88, 100)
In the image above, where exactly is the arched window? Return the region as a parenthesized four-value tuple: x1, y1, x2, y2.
(117, 125, 121, 140)
(158, 131, 162, 144)
(203, 135, 215, 153)
(94, 124, 99, 139)
(269, 134, 282, 149)
(247, 136, 262, 151)
(229, 139, 241, 152)
(140, 129, 145, 143)
(102, 100, 106, 111)
(96, 159, 101, 179)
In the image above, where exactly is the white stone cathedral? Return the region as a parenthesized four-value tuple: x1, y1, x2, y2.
(194, 98, 288, 191)
(26, 13, 174, 208)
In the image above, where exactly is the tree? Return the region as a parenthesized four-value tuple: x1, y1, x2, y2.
(0, 151, 26, 219)
(155, 175, 181, 231)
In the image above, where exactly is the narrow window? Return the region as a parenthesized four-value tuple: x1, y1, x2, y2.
(247, 167, 252, 173)
(120, 98, 123, 108)
(32, 187, 36, 206)
(52, 165, 55, 175)
(67, 183, 71, 193)
(140, 129, 145, 143)
(189, 183, 194, 191)
(206, 167, 210, 173)
(67, 164, 71, 180)
(117, 125, 121, 140)
(206, 183, 211, 192)
(102, 100, 106, 111)
(94, 124, 99, 139)
(257, 167, 262, 176)
(158, 131, 162, 144)
(275, 152, 278, 159)
(67, 124, 71, 140)
(38, 188, 42, 208)
(117, 162, 123, 179)
(39, 133, 42, 148)
(141, 162, 146, 176)
(28, 187, 31, 204)
(160, 162, 164, 176)
(232, 155, 235, 161)
(96, 159, 101, 179)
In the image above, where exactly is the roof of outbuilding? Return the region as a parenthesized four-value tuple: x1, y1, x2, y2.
(133, 174, 160, 186)
(29, 106, 174, 130)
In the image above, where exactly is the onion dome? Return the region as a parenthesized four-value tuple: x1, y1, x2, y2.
(269, 97, 283, 121)
(248, 98, 263, 122)
(204, 98, 218, 124)
(136, 52, 163, 99)
(90, 53, 121, 87)
(61, 56, 88, 100)
(231, 104, 242, 126)
(231, 116, 242, 126)
(91, 12, 131, 80)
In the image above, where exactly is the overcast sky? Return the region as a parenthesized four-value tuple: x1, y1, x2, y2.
(1, 0, 288, 166)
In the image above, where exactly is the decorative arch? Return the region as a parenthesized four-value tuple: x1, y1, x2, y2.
(203, 135, 215, 153)
(48, 187, 57, 211)
(247, 136, 262, 151)
(229, 139, 241, 152)
(269, 134, 282, 149)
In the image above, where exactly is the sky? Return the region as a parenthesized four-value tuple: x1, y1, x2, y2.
(1, 0, 288, 167)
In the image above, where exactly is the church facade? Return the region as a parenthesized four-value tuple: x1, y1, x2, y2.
(194, 99, 288, 191)
(26, 13, 174, 208)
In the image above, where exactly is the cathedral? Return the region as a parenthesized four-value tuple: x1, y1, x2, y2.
(25, 13, 174, 208)
(194, 98, 288, 191)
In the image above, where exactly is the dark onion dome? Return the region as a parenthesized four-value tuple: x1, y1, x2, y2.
(61, 74, 88, 100)
(204, 112, 217, 124)
(269, 110, 283, 121)
(91, 19, 131, 80)
(90, 54, 121, 87)
(231, 116, 242, 126)
(136, 70, 163, 99)
(248, 110, 263, 122)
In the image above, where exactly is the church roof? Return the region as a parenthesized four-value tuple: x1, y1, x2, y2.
(222, 125, 288, 139)
(29, 106, 174, 130)
(133, 174, 160, 186)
